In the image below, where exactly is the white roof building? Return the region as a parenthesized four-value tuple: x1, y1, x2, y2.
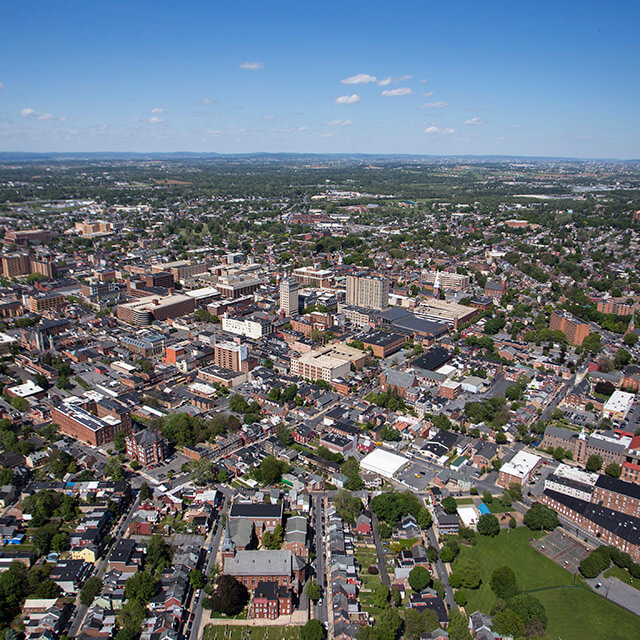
(498, 450, 541, 486)
(603, 390, 635, 420)
(360, 448, 410, 479)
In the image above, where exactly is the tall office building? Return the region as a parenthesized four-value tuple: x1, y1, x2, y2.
(345, 275, 389, 311)
(280, 278, 299, 316)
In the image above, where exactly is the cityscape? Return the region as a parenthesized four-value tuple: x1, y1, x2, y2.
(1, 3, 639, 640)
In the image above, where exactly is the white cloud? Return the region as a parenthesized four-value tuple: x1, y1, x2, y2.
(378, 77, 392, 86)
(420, 101, 448, 109)
(335, 94, 360, 104)
(201, 98, 213, 105)
(398, 74, 413, 82)
(21, 107, 64, 121)
(424, 126, 455, 135)
(240, 61, 264, 70)
(328, 119, 352, 126)
(465, 116, 484, 125)
(421, 91, 434, 97)
(151, 108, 164, 114)
(320, 133, 333, 137)
(149, 115, 164, 124)
(203, 128, 222, 136)
(263, 115, 276, 121)
(341, 73, 377, 85)
(381, 87, 413, 96)
(0, 83, 5, 91)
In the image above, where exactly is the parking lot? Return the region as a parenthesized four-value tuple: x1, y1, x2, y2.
(397, 463, 434, 490)
(531, 528, 590, 574)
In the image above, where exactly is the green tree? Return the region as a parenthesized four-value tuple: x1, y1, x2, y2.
(493, 609, 525, 637)
(125, 571, 158, 602)
(105, 456, 124, 481)
(114, 431, 126, 453)
(207, 575, 249, 615)
(623, 332, 638, 346)
(262, 524, 284, 550)
(605, 462, 622, 478)
(372, 582, 389, 609)
(403, 608, 440, 640)
(441, 496, 458, 514)
(490, 566, 519, 600)
(146, 535, 171, 573)
(255, 455, 287, 485)
(507, 593, 547, 630)
(523, 503, 559, 531)
(586, 454, 602, 472)
(408, 565, 431, 592)
(477, 514, 500, 537)
(300, 619, 325, 640)
(305, 578, 321, 602)
(335, 490, 363, 523)
(139, 483, 153, 501)
(80, 576, 102, 606)
(190, 569, 206, 589)
(450, 557, 481, 589)
(447, 609, 472, 640)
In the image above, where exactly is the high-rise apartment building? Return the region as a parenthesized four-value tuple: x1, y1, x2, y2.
(345, 275, 389, 311)
(549, 310, 590, 346)
(280, 278, 299, 316)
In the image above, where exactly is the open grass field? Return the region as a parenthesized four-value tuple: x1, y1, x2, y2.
(455, 528, 640, 640)
(204, 626, 300, 640)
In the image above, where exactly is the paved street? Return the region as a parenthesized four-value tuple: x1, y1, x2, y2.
(190, 488, 231, 640)
(370, 511, 390, 587)
(68, 494, 141, 636)
(425, 527, 455, 609)
(312, 492, 328, 624)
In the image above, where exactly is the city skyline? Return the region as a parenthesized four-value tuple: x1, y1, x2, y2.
(1, 0, 639, 158)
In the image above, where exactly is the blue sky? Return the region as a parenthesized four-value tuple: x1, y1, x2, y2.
(0, 1, 638, 157)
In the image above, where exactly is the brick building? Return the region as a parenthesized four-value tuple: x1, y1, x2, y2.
(549, 310, 590, 346)
(251, 581, 293, 619)
(51, 401, 131, 447)
(125, 429, 168, 467)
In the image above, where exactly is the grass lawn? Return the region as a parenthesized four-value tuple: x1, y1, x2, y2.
(536, 587, 640, 640)
(604, 565, 640, 591)
(456, 528, 640, 640)
(486, 501, 513, 514)
(456, 497, 474, 505)
(204, 625, 299, 640)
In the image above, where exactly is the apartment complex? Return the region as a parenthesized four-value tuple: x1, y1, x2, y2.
(24, 292, 65, 313)
(291, 343, 366, 382)
(425, 270, 470, 291)
(549, 310, 590, 346)
(597, 298, 637, 316)
(279, 278, 299, 317)
(2, 252, 31, 278)
(151, 260, 210, 281)
(345, 275, 389, 311)
(213, 341, 248, 372)
(74, 220, 113, 237)
(292, 266, 333, 288)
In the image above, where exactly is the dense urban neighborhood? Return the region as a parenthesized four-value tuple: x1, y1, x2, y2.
(0, 154, 638, 640)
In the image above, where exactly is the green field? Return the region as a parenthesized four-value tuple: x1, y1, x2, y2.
(455, 528, 640, 640)
(204, 625, 300, 640)
(455, 497, 474, 505)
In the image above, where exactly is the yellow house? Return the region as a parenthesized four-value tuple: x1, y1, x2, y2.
(71, 545, 99, 564)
